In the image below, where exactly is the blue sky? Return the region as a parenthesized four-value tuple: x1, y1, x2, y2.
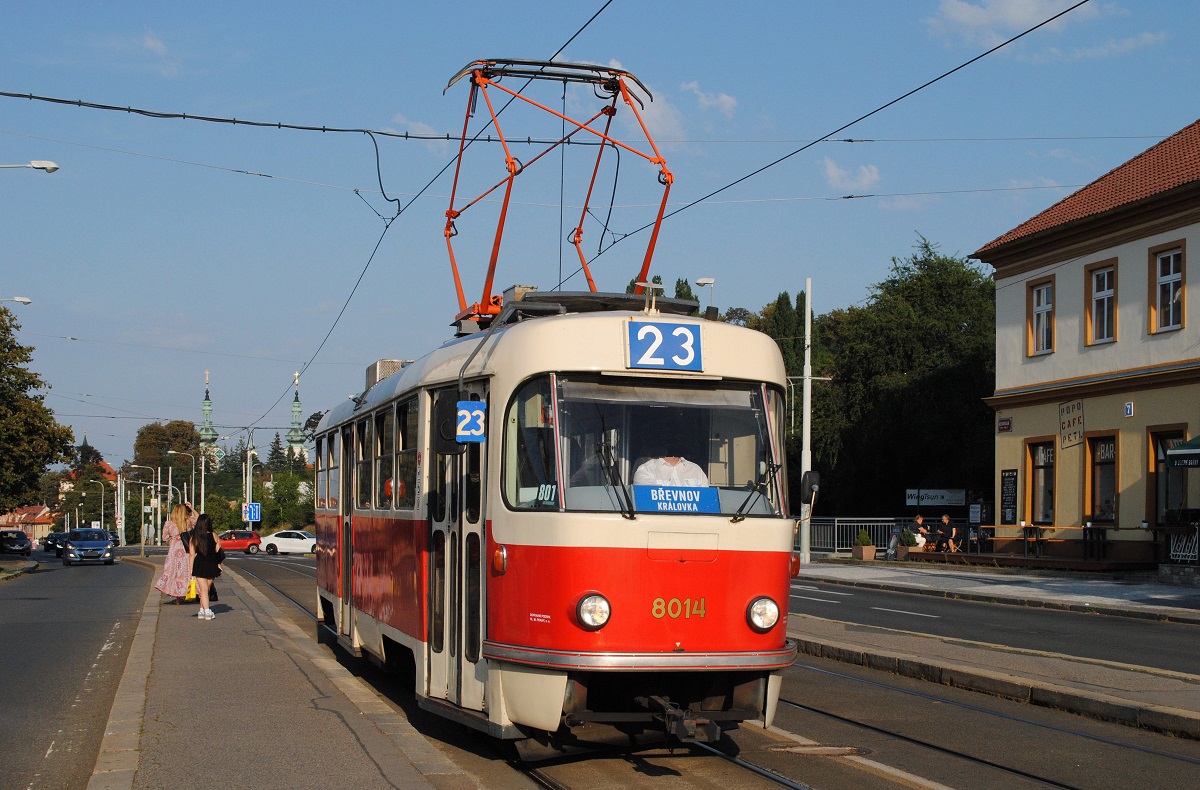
(2, 0, 1197, 466)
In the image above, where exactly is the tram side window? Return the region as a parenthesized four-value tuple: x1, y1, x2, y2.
(315, 437, 327, 509)
(327, 433, 340, 510)
(394, 399, 418, 510)
(504, 376, 559, 510)
(376, 409, 395, 509)
(356, 417, 373, 509)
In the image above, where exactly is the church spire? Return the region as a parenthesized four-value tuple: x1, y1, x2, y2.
(199, 370, 218, 445)
(286, 371, 307, 460)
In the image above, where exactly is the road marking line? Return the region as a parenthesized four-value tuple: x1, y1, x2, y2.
(870, 607, 940, 618)
(792, 595, 842, 604)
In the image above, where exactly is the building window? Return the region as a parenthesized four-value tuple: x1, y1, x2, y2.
(1028, 441, 1055, 525)
(1088, 436, 1116, 523)
(1085, 261, 1116, 345)
(1152, 432, 1187, 525)
(1027, 278, 1054, 355)
(1148, 243, 1185, 333)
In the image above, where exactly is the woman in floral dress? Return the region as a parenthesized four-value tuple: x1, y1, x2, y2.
(154, 503, 195, 603)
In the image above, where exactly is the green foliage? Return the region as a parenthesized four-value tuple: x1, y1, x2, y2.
(854, 528, 874, 546)
(900, 529, 918, 547)
(0, 307, 75, 512)
(743, 236, 995, 515)
(673, 278, 695, 301)
(133, 420, 201, 473)
(811, 236, 995, 514)
(267, 432, 286, 471)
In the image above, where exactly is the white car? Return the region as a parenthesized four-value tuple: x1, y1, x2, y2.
(260, 530, 316, 555)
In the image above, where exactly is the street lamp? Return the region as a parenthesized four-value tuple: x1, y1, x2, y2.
(695, 277, 715, 309)
(129, 464, 157, 553)
(0, 160, 59, 173)
(167, 450, 197, 511)
(1, 297, 32, 305)
(81, 480, 107, 531)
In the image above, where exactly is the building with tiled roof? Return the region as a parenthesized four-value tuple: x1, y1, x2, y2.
(0, 505, 57, 543)
(972, 117, 1200, 565)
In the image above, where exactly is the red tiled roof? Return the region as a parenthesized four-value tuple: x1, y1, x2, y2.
(976, 118, 1200, 256)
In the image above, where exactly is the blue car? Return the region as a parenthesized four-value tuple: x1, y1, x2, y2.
(62, 529, 115, 566)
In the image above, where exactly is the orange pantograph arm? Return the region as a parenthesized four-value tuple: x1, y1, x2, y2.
(443, 62, 672, 320)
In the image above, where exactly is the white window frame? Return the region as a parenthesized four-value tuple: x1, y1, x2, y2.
(1090, 265, 1115, 344)
(1028, 279, 1054, 355)
(1157, 249, 1183, 331)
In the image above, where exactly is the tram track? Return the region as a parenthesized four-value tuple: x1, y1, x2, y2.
(780, 661, 1200, 789)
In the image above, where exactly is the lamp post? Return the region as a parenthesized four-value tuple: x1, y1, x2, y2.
(167, 450, 197, 511)
(82, 480, 107, 531)
(129, 464, 156, 555)
(695, 277, 715, 309)
(0, 160, 59, 173)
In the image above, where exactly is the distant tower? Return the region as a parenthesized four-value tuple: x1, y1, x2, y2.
(199, 370, 218, 446)
(286, 371, 308, 462)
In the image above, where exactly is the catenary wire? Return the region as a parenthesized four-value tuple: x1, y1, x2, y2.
(555, 0, 1095, 288)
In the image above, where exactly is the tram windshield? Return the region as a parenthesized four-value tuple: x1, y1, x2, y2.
(503, 374, 786, 517)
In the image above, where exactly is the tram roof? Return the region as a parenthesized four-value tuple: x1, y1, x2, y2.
(316, 292, 783, 434)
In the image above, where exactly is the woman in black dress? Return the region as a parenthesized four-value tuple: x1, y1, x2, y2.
(188, 514, 224, 620)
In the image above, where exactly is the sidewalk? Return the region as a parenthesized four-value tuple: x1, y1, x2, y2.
(88, 558, 472, 790)
(788, 558, 1200, 739)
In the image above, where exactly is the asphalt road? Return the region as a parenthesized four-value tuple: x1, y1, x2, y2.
(0, 551, 151, 790)
(789, 577, 1200, 674)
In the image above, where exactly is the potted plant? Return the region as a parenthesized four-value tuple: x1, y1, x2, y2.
(897, 528, 918, 560)
(852, 528, 876, 560)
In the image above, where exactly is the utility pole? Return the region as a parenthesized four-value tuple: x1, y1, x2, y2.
(799, 277, 813, 565)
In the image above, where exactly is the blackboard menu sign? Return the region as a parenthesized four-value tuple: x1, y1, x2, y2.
(1000, 468, 1018, 525)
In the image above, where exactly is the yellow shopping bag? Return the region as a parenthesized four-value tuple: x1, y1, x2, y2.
(185, 579, 198, 602)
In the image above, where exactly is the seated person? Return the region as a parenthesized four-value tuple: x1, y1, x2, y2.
(634, 454, 709, 487)
(938, 514, 955, 552)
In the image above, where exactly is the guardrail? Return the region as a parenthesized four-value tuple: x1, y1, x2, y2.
(806, 518, 898, 553)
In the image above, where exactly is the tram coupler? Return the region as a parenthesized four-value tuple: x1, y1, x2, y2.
(639, 695, 721, 743)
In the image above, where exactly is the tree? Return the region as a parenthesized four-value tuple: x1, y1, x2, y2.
(266, 432, 286, 471)
(73, 437, 105, 471)
(0, 307, 75, 512)
(673, 278, 695, 301)
(812, 236, 995, 514)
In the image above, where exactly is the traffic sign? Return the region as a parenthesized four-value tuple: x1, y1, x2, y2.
(247, 502, 261, 522)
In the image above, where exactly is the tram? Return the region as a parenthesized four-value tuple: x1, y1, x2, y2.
(313, 60, 799, 744)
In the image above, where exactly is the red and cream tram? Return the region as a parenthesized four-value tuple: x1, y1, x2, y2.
(313, 60, 799, 744)
(313, 290, 798, 742)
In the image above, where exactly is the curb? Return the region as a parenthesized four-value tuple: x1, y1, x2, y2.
(795, 574, 1200, 626)
(793, 634, 1200, 740)
(0, 559, 39, 582)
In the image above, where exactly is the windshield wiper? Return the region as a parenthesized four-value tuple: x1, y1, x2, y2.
(731, 462, 780, 523)
(598, 436, 636, 520)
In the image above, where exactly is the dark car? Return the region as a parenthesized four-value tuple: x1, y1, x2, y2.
(0, 530, 32, 557)
(42, 532, 67, 553)
(217, 530, 262, 554)
(62, 529, 115, 566)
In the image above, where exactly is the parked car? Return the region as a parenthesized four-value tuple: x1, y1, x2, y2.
(260, 530, 316, 555)
(42, 532, 67, 553)
(217, 530, 262, 554)
(107, 530, 120, 546)
(62, 529, 115, 566)
(0, 530, 32, 557)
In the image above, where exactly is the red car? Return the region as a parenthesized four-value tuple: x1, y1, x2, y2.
(217, 530, 261, 554)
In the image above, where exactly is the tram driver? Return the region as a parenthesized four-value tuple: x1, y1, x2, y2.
(633, 453, 710, 487)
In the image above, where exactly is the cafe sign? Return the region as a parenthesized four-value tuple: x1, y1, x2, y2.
(1058, 399, 1084, 449)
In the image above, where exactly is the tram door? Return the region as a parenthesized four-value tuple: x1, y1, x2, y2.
(427, 387, 487, 713)
(339, 425, 354, 638)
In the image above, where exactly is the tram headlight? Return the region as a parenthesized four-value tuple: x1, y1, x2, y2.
(576, 594, 611, 631)
(746, 597, 780, 633)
